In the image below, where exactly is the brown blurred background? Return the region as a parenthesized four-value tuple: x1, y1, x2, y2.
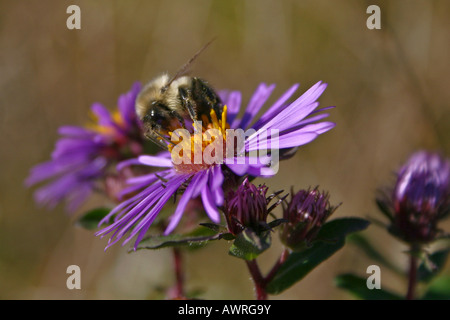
(0, 0, 449, 300)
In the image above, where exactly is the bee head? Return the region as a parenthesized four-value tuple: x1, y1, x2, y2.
(142, 100, 182, 137)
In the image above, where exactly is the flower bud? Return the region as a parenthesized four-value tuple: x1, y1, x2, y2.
(280, 187, 337, 250)
(378, 151, 450, 244)
(223, 178, 281, 235)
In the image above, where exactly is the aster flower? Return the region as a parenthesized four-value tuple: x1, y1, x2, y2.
(377, 151, 450, 244)
(279, 187, 338, 250)
(96, 81, 336, 250)
(26, 82, 146, 212)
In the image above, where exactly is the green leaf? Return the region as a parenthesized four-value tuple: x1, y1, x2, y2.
(348, 233, 403, 275)
(421, 276, 450, 300)
(418, 249, 450, 283)
(229, 229, 271, 261)
(335, 274, 402, 300)
(375, 198, 393, 222)
(134, 226, 228, 251)
(75, 207, 111, 230)
(266, 218, 370, 295)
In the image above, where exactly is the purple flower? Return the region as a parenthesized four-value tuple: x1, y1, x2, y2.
(96, 81, 335, 250)
(378, 151, 450, 243)
(279, 187, 338, 250)
(26, 82, 145, 213)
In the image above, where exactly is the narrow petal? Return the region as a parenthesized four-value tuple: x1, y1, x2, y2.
(125, 176, 185, 246)
(191, 170, 209, 198)
(263, 132, 318, 150)
(239, 83, 276, 130)
(219, 90, 242, 125)
(58, 126, 96, 138)
(201, 186, 221, 223)
(210, 165, 224, 205)
(252, 83, 300, 130)
(118, 82, 141, 125)
(164, 174, 200, 235)
(246, 101, 320, 145)
(138, 155, 174, 167)
(91, 103, 114, 126)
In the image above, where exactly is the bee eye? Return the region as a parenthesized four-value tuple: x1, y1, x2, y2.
(144, 104, 169, 128)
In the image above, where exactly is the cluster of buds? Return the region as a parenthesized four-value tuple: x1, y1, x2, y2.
(223, 178, 338, 251)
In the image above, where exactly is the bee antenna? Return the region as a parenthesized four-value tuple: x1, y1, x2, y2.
(162, 38, 216, 92)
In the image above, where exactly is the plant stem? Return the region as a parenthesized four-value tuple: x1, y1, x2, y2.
(265, 249, 290, 283)
(246, 260, 267, 300)
(245, 249, 290, 300)
(172, 247, 185, 298)
(406, 244, 420, 300)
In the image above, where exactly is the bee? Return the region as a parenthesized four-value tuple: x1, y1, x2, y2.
(136, 41, 223, 149)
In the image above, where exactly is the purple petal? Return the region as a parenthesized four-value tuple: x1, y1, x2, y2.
(118, 82, 141, 127)
(239, 83, 276, 130)
(125, 176, 186, 246)
(210, 165, 224, 205)
(201, 185, 221, 223)
(138, 155, 174, 167)
(116, 158, 143, 171)
(191, 170, 209, 198)
(264, 132, 318, 150)
(91, 103, 114, 126)
(219, 90, 242, 125)
(164, 174, 200, 235)
(252, 83, 300, 130)
(246, 122, 335, 151)
(225, 156, 271, 176)
(58, 126, 96, 138)
(65, 184, 92, 213)
(246, 100, 320, 146)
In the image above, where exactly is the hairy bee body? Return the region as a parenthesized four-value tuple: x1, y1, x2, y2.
(136, 73, 223, 148)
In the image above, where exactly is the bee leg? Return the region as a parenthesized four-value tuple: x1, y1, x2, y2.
(191, 78, 223, 118)
(145, 129, 171, 150)
(171, 110, 187, 129)
(178, 86, 198, 122)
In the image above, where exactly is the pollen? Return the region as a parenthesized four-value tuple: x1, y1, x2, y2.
(87, 110, 125, 135)
(168, 106, 230, 174)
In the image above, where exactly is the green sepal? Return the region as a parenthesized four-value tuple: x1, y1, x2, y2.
(228, 229, 271, 261)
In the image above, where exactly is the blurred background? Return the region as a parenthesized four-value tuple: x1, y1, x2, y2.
(0, 0, 449, 300)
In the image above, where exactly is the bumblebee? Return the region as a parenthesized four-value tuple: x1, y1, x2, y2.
(135, 42, 223, 149)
